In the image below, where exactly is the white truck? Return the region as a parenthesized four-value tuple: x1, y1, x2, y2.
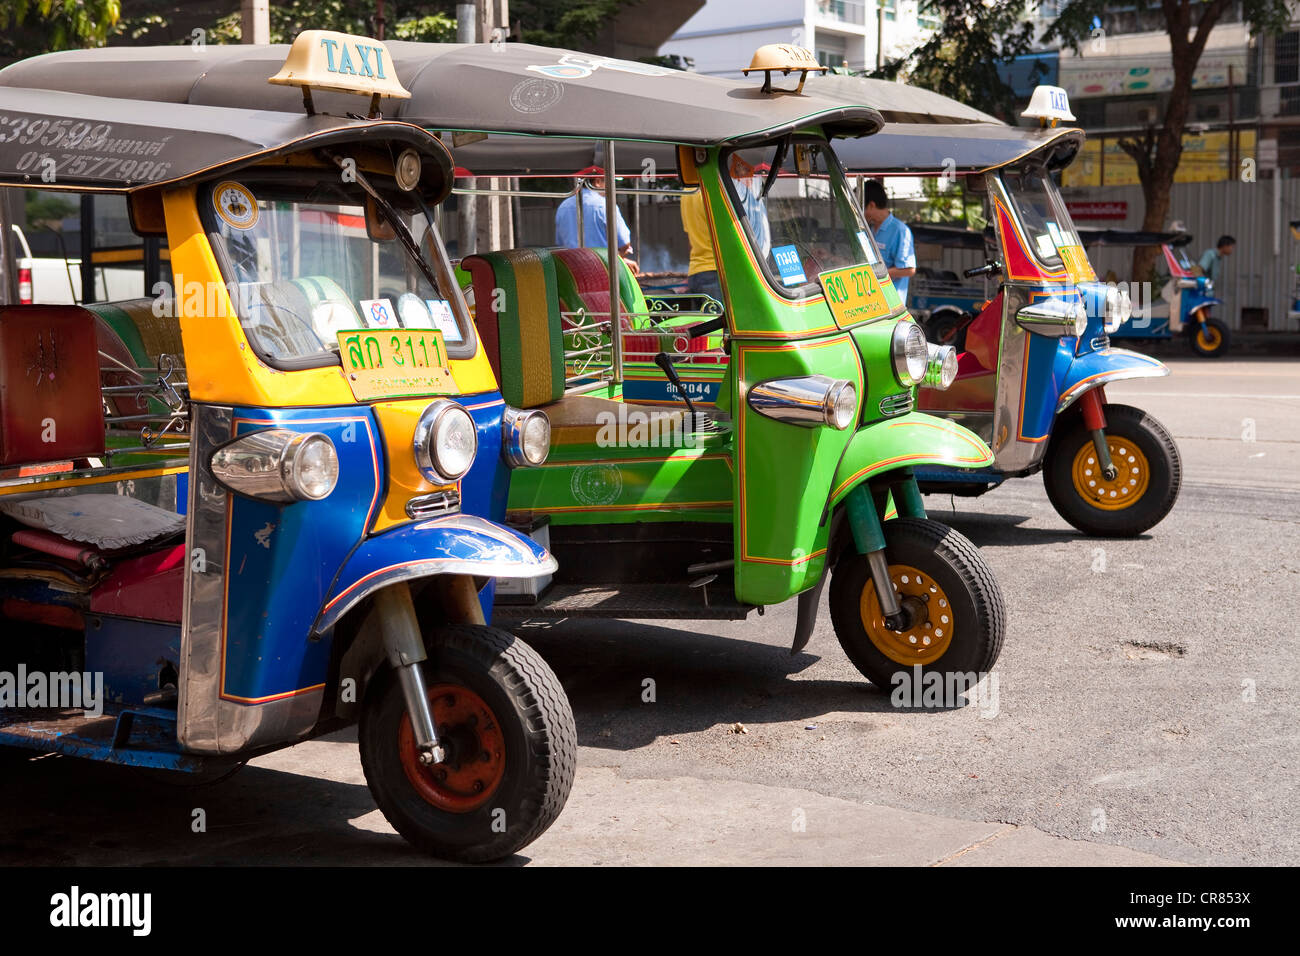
(11, 223, 144, 304)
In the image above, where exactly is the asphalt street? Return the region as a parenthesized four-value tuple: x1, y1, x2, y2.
(0, 356, 1294, 866)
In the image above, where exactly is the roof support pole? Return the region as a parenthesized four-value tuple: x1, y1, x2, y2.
(606, 139, 622, 384)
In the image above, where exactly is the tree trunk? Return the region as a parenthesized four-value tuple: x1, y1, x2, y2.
(1130, 0, 1230, 281)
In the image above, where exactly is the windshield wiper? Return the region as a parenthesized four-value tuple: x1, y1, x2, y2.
(761, 137, 788, 199)
(326, 151, 442, 294)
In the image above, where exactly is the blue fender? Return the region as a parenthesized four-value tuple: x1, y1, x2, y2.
(1056, 347, 1170, 414)
(313, 513, 556, 634)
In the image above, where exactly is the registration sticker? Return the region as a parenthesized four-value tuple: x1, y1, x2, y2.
(337, 328, 456, 400)
(427, 299, 463, 342)
(819, 262, 899, 327)
(772, 244, 807, 286)
(213, 181, 258, 230)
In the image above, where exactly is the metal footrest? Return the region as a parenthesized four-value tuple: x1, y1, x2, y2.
(494, 582, 753, 620)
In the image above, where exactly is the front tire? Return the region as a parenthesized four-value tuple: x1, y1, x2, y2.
(1044, 402, 1181, 537)
(1188, 315, 1230, 357)
(829, 517, 1005, 689)
(359, 624, 576, 863)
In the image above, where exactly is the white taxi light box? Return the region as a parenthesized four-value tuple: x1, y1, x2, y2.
(1022, 85, 1075, 124)
(270, 30, 411, 100)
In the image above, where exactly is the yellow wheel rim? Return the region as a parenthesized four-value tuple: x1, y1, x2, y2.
(859, 564, 954, 666)
(1196, 326, 1221, 350)
(1070, 438, 1150, 511)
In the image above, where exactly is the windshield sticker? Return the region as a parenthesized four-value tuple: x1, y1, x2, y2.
(1046, 221, 1064, 248)
(1034, 234, 1056, 259)
(427, 299, 463, 343)
(213, 182, 258, 231)
(772, 245, 807, 286)
(396, 293, 432, 328)
(360, 298, 398, 329)
(856, 231, 879, 263)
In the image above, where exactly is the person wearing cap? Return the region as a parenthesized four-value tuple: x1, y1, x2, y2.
(555, 167, 637, 271)
(861, 179, 915, 299)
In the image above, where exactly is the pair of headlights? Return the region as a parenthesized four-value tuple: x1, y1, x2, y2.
(413, 401, 551, 480)
(210, 400, 550, 505)
(891, 320, 958, 390)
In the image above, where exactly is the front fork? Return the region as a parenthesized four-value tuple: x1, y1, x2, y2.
(371, 576, 487, 767)
(844, 469, 927, 631)
(1077, 386, 1116, 480)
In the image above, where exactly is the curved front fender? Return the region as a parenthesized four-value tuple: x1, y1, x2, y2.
(1056, 347, 1169, 414)
(314, 514, 556, 634)
(830, 412, 993, 505)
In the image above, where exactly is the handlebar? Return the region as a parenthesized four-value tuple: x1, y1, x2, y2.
(964, 261, 1003, 279)
(684, 317, 727, 339)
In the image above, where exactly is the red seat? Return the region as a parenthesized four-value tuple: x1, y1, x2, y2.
(89, 543, 186, 623)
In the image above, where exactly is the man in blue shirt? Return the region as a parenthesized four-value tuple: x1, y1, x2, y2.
(555, 166, 636, 270)
(862, 179, 915, 300)
(1197, 234, 1235, 284)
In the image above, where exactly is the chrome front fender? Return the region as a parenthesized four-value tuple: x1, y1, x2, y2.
(313, 514, 556, 634)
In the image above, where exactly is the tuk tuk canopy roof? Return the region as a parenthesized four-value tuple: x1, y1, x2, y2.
(804, 75, 999, 125)
(0, 41, 884, 152)
(0, 86, 453, 196)
(835, 121, 1084, 175)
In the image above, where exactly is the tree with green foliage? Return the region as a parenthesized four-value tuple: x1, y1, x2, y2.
(879, 1, 1293, 280)
(203, 2, 455, 44)
(0, 0, 121, 58)
(1046, 1, 1290, 278)
(871, 0, 1043, 120)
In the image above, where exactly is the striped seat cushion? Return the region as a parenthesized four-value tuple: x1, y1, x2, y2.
(462, 249, 566, 409)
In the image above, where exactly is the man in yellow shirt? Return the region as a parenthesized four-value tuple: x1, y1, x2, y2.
(680, 187, 722, 304)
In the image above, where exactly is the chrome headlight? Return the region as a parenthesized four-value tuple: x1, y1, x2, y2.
(924, 343, 958, 390)
(502, 407, 551, 467)
(211, 428, 339, 503)
(891, 320, 929, 386)
(825, 380, 858, 430)
(414, 399, 477, 482)
(1102, 285, 1132, 334)
(748, 375, 856, 430)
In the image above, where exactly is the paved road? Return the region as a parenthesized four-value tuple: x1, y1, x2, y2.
(1, 357, 1294, 865)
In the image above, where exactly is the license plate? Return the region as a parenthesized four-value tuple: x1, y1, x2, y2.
(337, 329, 456, 400)
(819, 262, 899, 327)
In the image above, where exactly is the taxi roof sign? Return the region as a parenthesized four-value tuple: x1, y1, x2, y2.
(1021, 85, 1075, 125)
(269, 30, 410, 114)
(743, 44, 827, 95)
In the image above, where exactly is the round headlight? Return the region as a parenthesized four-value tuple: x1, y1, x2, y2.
(824, 381, 857, 430)
(892, 321, 929, 386)
(414, 400, 477, 482)
(502, 407, 551, 467)
(283, 433, 339, 501)
(1072, 300, 1088, 337)
(924, 343, 959, 390)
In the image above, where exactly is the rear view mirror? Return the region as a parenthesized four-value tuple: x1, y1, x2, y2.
(365, 196, 396, 241)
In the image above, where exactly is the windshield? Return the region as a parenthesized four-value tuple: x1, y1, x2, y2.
(998, 165, 1080, 268)
(722, 138, 883, 298)
(203, 177, 472, 369)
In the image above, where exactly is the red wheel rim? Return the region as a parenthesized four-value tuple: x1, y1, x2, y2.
(398, 683, 506, 814)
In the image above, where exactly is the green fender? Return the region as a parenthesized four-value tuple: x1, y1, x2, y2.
(829, 412, 993, 507)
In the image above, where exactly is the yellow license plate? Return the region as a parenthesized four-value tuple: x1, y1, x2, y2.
(819, 263, 897, 327)
(337, 329, 456, 401)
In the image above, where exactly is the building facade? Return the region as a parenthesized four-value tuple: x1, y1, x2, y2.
(660, 0, 938, 77)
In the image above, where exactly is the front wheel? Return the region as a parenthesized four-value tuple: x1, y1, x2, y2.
(1043, 402, 1181, 537)
(359, 624, 576, 863)
(1188, 315, 1230, 357)
(829, 517, 1006, 689)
